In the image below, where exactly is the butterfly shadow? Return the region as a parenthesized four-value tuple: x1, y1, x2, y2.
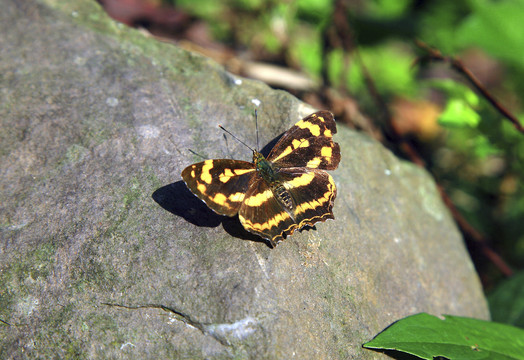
(152, 181, 271, 248)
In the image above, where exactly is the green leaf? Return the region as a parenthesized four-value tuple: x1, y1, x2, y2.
(455, 0, 524, 67)
(294, 34, 322, 76)
(363, 0, 412, 18)
(470, 134, 501, 158)
(489, 271, 524, 328)
(363, 313, 524, 360)
(423, 78, 480, 107)
(296, 0, 332, 22)
(347, 44, 416, 96)
(424, 78, 481, 128)
(439, 98, 481, 127)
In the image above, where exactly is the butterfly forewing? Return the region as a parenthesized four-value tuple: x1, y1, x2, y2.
(181, 159, 255, 216)
(268, 111, 340, 170)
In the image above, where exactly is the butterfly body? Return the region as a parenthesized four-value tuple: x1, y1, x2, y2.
(253, 151, 278, 185)
(181, 111, 340, 247)
(253, 150, 297, 221)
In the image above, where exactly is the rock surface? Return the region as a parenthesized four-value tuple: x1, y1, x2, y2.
(0, 0, 489, 359)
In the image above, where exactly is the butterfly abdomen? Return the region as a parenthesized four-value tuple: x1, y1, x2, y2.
(253, 150, 297, 221)
(272, 184, 295, 214)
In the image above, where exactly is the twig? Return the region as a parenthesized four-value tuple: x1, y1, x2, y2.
(415, 40, 524, 134)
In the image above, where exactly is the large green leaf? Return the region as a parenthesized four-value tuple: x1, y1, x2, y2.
(363, 313, 524, 359)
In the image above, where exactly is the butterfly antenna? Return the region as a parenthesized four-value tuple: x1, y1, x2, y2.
(255, 109, 260, 151)
(218, 125, 255, 152)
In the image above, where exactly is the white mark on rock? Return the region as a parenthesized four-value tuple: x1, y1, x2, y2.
(136, 125, 160, 139)
(6, 222, 28, 230)
(18, 296, 39, 316)
(73, 56, 86, 66)
(206, 317, 257, 340)
(106, 97, 119, 107)
(120, 342, 135, 350)
(419, 182, 445, 222)
(253, 246, 269, 279)
(384, 169, 391, 176)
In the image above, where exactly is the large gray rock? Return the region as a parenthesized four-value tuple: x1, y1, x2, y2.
(0, 0, 488, 358)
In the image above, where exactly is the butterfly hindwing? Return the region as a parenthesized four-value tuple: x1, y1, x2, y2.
(239, 167, 337, 244)
(268, 111, 340, 170)
(238, 176, 297, 243)
(181, 159, 255, 216)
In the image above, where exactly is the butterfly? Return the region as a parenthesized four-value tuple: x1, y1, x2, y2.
(181, 110, 341, 247)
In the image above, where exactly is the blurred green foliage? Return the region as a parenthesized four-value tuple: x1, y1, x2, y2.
(167, 0, 524, 315)
(489, 271, 524, 328)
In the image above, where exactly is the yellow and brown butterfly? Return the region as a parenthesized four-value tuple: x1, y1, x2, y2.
(181, 110, 341, 247)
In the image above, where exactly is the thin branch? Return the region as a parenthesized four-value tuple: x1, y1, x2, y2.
(415, 40, 524, 134)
